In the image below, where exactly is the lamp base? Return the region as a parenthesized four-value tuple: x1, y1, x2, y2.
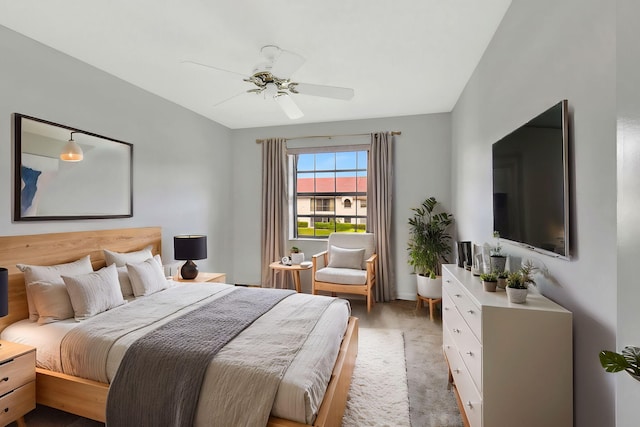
(181, 260, 199, 280)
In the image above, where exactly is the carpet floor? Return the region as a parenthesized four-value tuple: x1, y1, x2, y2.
(13, 299, 462, 427)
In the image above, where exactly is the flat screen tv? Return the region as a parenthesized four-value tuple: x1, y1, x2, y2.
(492, 100, 570, 259)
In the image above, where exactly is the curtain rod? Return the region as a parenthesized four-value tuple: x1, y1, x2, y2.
(255, 131, 401, 144)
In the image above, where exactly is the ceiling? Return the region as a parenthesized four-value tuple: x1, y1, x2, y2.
(0, 1, 512, 130)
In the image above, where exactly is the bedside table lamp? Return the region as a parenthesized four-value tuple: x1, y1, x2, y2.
(174, 235, 207, 280)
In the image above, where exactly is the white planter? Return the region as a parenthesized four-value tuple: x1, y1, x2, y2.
(290, 252, 305, 265)
(506, 287, 528, 303)
(416, 274, 442, 299)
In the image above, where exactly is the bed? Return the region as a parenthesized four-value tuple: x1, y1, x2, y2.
(0, 227, 358, 426)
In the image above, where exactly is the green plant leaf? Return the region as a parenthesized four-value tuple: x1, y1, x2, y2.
(622, 346, 640, 377)
(599, 350, 630, 373)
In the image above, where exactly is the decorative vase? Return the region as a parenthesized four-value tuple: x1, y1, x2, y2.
(506, 287, 528, 303)
(416, 274, 442, 299)
(490, 255, 507, 273)
(497, 278, 507, 289)
(483, 280, 497, 292)
(290, 252, 305, 265)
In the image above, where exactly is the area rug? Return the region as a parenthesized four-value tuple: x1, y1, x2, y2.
(342, 328, 411, 427)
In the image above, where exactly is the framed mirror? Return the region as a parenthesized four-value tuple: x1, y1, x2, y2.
(14, 113, 133, 221)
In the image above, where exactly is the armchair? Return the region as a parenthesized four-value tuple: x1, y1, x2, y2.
(312, 232, 378, 312)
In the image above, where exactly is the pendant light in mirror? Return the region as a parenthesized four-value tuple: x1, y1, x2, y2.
(60, 131, 84, 162)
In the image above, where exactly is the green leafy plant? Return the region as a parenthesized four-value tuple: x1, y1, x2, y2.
(599, 346, 640, 381)
(520, 260, 537, 287)
(290, 246, 300, 254)
(407, 197, 454, 279)
(497, 270, 510, 279)
(491, 231, 504, 256)
(506, 272, 526, 289)
(480, 272, 498, 282)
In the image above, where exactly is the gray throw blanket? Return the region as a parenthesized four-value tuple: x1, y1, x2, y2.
(106, 287, 294, 427)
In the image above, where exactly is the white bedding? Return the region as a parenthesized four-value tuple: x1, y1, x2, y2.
(1, 282, 351, 424)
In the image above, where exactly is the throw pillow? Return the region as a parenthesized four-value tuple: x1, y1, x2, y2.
(327, 245, 365, 270)
(62, 264, 126, 321)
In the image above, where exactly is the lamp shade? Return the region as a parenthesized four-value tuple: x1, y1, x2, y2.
(174, 235, 207, 261)
(0, 268, 8, 318)
(60, 133, 84, 162)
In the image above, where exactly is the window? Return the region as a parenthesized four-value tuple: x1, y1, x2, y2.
(292, 149, 367, 238)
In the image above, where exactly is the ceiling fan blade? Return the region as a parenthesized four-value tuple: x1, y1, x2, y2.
(213, 90, 248, 107)
(275, 94, 304, 120)
(289, 82, 354, 100)
(270, 49, 306, 78)
(181, 60, 249, 78)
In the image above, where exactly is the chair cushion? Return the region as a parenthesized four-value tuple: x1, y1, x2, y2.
(315, 267, 367, 285)
(328, 246, 365, 270)
(327, 233, 375, 270)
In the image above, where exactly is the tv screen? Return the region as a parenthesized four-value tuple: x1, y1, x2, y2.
(492, 100, 570, 258)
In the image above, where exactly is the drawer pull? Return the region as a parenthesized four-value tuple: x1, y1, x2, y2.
(452, 328, 461, 334)
(2, 408, 7, 413)
(454, 368, 460, 374)
(0, 377, 7, 382)
(444, 307, 450, 311)
(454, 294, 462, 298)
(446, 280, 451, 283)
(466, 401, 473, 409)
(467, 309, 475, 314)
(466, 351, 474, 356)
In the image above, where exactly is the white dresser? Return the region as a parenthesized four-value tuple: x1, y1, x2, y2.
(442, 264, 572, 427)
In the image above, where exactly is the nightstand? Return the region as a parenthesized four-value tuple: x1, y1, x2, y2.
(0, 341, 36, 427)
(173, 272, 226, 283)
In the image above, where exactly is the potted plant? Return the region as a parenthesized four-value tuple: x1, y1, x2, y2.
(497, 270, 509, 289)
(506, 272, 527, 303)
(480, 272, 498, 292)
(407, 197, 454, 298)
(599, 346, 640, 382)
(290, 246, 304, 265)
(489, 231, 507, 272)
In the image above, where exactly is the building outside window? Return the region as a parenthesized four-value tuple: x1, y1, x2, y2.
(292, 149, 367, 238)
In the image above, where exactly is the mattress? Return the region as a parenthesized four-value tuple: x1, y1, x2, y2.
(1, 282, 350, 424)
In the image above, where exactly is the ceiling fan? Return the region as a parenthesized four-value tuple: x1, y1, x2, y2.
(184, 45, 355, 120)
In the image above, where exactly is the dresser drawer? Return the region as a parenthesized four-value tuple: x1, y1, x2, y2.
(446, 337, 482, 427)
(0, 351, 36, 396)
(443, 292, 483, 390)
(443, 275, 482, 340)
(0, 381, 35, 426)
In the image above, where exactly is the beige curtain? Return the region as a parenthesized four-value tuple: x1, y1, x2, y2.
(367, 132, 395, 301)
(260, 138, 288, 288)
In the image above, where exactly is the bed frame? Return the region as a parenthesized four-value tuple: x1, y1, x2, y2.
(0, 227, 358, 427)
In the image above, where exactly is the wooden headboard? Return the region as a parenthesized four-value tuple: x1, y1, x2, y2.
(0, 227, 162, 331)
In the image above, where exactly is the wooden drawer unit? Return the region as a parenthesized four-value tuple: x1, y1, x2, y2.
(0, 341, 36, 426)
(442, 265, 573, 427)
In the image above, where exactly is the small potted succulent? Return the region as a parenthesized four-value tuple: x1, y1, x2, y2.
(480, 272, 498, 292)
(290, 246, 305, 265)
(599, 346, 640, 382)
(497, 270, 509, 289)
(506, 272, 528, 303)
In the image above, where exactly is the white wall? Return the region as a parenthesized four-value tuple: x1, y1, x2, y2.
(229, 114, 451, 298)
(617, 0, 640, 424)
(0, 25, 234, 274)
(451, 0, 616, 426)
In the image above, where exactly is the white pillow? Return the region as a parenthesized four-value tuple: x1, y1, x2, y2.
(27, 281, 74, 325)
(127, 257, 168, 297)
(62, 264, 126, 321)
(103, 245, 153, 267)
(328, 245, 365, 270)
(17, 255, 93, 321)
(116, 255, 163, 298)
(116, 266, 134, 298)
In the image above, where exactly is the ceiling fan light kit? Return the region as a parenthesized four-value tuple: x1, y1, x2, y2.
(187, 45, 355, 120)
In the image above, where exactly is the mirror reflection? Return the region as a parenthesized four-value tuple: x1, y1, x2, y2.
(14, 114, 133, 220)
